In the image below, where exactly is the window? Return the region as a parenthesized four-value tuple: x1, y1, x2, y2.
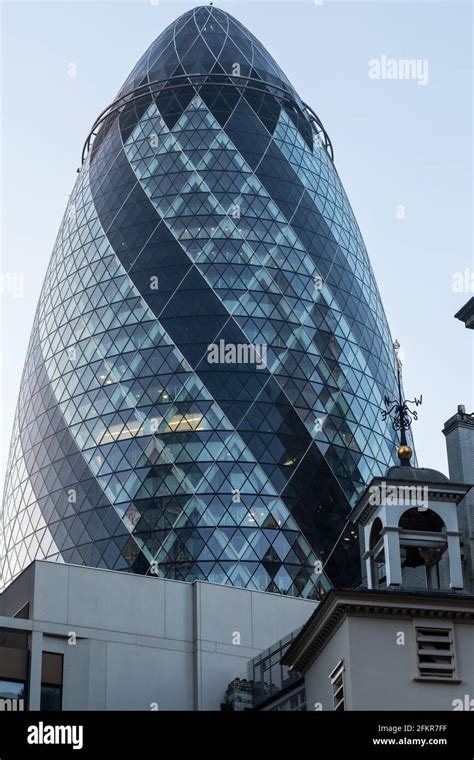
(40, 652, 63, 711)
(0, 627, 28, 710)
(416, 626, 456, 680)
(329, 661, 345, 711)
(40, 684, 62, 711)
(0, 679, 26, 711)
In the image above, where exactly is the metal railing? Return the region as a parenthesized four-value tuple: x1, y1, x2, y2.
(81, 73, 334, 164)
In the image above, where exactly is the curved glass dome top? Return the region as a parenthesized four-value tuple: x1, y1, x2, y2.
(83, 5, 333, 164)
(1, 5, 405, 597)
(118, 6, 300, 103)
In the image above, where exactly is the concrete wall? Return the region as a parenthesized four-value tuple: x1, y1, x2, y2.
(303, 621, 351, 711)
(1, 560, 316, 711)
(193, 581, 314, 709)
(304, 614, 474, 711)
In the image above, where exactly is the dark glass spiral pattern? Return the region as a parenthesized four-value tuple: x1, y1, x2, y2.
(1, 6, 402, 597)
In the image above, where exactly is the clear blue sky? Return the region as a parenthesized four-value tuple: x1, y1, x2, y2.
(1, 0, 472, 490)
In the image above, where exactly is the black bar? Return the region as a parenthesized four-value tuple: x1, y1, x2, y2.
(0, 711, 473, 758)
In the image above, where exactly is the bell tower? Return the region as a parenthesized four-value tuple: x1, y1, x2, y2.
(353, 471, 468, 591)
(352, 341, 469, 592)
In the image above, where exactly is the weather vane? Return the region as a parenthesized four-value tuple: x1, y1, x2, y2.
(381, 340, 422, 466)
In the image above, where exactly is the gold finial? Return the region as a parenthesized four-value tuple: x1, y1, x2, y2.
(397, 444, 412, 462)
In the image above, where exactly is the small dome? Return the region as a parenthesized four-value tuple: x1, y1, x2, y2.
(385, 466, 449, 483)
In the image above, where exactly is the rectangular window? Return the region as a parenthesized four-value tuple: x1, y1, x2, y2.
(0, 679, 27, 711)
(40, 652, 63, 711)
(329, 661, 345, 711)
(0, 629, 28, 682)
(40, 684, 62, 711)
(416, 626, 456, 680)
(0, 628, 29, 711)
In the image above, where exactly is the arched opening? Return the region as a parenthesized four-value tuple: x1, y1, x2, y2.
(399, 508, 445, 532)
(369, 518, 383, 549)
(398, 508, 449, 590)
(369, 518, 386, 589)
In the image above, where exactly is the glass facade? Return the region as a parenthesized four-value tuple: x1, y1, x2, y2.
(1, 6, 403, 597)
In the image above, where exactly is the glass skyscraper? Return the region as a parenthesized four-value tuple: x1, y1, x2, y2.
(1, 6, 402, 597)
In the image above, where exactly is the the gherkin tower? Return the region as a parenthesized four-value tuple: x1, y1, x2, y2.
(1, 6, 402, 597)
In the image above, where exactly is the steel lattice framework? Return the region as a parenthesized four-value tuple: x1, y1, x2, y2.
(1, 6, 403, 596)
